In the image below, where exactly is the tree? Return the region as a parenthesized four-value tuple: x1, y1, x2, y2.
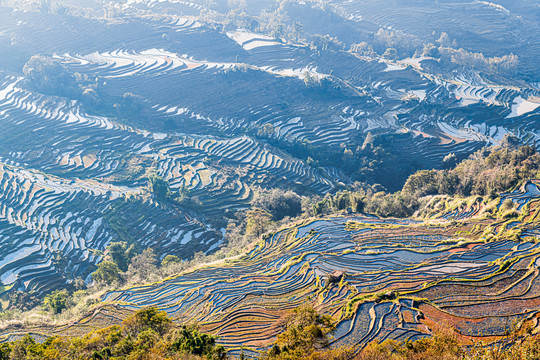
(8, 290, 41, 311)
(172, 324, 225, 359)
(245, 208, 272, 237)
(311, 34, 345, 51)
(402, 170, 439, 198)
(351, 42, 375, 56)
(312, 200, 328, 216)
(127, 248, 158, 280)
(382, 48, 398, 60)
(10, 334, 34, 360)
(436, 31, 452, 47)
(43, 290, 69, 314)
(269, 305, 335, 358)
(500, 133, 521, 149)
(92, 261, 122, 286)
(361, 132, 375, 151)
(442, 153, 458, 169)
(149, 175, 171, 201)
(422, 43, 439, 57)
(0, 343, 10, 360)
(106, 241, 135, 271)
(257, 123, 275, 139)
(113, 92, 145, 119)
(251, 189, 302, 221)
(23, 56, 79, 98)
(161, 255, 181, 267)
(123, 307, 172, 337)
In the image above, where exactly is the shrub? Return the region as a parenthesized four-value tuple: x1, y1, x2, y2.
(92, 261, 122, 286)
(161, 255, 181, 268)
(43, 290, 69, 314)
(172, 324, 225, 359)
(106, 241, 136, 271)
(149, 175, 171, 201)
(252, 189, 303, 221)
(270, 305, 335, 358)
(123, 307, 172, 337)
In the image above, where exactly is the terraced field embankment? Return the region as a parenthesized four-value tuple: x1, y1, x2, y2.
(0, 0, 539, 319)
(5, 182, 538, 353)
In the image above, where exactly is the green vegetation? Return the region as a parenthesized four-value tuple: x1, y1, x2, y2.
(148, 175, 170, 202)
(106, 242, 137, 272)
(356, 327, 540, 360)
(161, 255, 180, 268)
(253, 128, 421, 192)
(91, 243, 161, 287)
(23, 55, 81, 98)
(402, 143, 539, 198)
(252, 188, 303, 221)
(245, 208, 273, 238)
(0, 144, 537, 358)
(267, 305, 348, 360)
(92, 261, 122, 286)
(42, 290, 69, 314)
(3, 2, 540, 358)
(5, 305, 540, 360)
(148, 175, 192, 208)
(172, 325, 226, 360)
(0, 307, 225, 360)
(7, 291, 41, 312)
(340, 144, 539, 219)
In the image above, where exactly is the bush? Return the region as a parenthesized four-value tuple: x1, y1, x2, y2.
(161, 255, 181, 267)
(252, 189, 303, 221)
(3, 307, 226, 359)
(43, 290, 69, 314)
(172, 324, 225, 359)
(269, 305, 335, 358)
(149, 175, 171, 202)
(92, 261, 122, 286)
(123, 307, 172, 337)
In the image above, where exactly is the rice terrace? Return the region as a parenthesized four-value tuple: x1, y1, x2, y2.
(0, 0, 538, 359)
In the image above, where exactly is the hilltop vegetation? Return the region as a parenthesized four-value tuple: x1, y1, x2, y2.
(309, 143, 539, 218)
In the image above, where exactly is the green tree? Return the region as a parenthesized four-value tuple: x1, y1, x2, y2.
(149, 175, 171, 201)
(269, 305, 335, 358)
(0, 342, 10, 360)
(10, 334, 34, 360)
(312, 200, 328, 216)
(246, 208, 272, 237)
(92, 261, 122, 286)
(43, 290, 69, 314)
(172, 324, 226, 360)
(402, 170, 439, 197)
(122, 307, 172, 337)
(106, 241, 135, 271)
(161, 255, 181, 267)
(251, 189, 302, 221)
